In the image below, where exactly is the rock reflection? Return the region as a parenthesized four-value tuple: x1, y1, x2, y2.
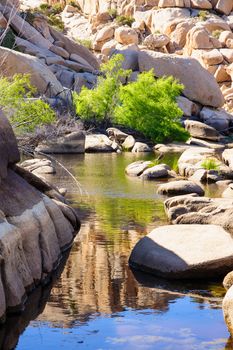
(0, 252, 70, 350)
(38, 218, 224, 328)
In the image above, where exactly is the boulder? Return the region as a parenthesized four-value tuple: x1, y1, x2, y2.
(184, 120, 220, 141)
(129, 224, 233, 279)
(177, 96, 199, 117)
(164, 194, 233, 230)
(122, 135, 136, 150)
(200, 107, 232, 132)
(85, 134, 114, 152)
(20, 158, 56, 175)
(151, 8, 190, 34)
(0, 110, 20, 181)
(158, 179, 204, 196)
(125, 160, 154, 176)
(49, 27, 99, 70)
(140, 164, 172, 179)
(132, 142, 151, 152)
(215, 0, 233, 15)
(191, 0, 212, 9)
(138, 50, 224, 107)
(223, 149, 233, 170)
(106, 127, 129, 142)
(36, 131, 86, 154)
(115, 26, 138, 45)
(0, 47, 64, 98)
(143, 34, 170, 49)
(223, 285, 233, 336)
(110, 49, 139, 71)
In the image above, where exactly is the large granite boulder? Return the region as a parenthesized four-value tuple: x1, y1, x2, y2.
(0, 47, 64, 98)
(0, 111, 80, 322)
(138, 50, 224, 107)
(129, 224, 233, 279)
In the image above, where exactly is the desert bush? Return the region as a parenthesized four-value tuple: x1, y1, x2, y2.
(116, 15, 134, 26)
(74, 55, 189, 142)
(73, 54, 131, 125)
(114, 70, 189, 143)
(0, 74, 55, 132)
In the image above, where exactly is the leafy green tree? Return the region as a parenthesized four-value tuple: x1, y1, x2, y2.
(0, 74, 55, 132)
(73, 54, 131, 126)
(114, 70, 189, 143)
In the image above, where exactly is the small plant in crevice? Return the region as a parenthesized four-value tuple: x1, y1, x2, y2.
(212, 29, 223, 39)
(197, 10, 209, 21)
(201, 158, 220, 171)
(115, 15, 134, 27)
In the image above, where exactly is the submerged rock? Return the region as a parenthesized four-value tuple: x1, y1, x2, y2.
(129, 224, 233, 279)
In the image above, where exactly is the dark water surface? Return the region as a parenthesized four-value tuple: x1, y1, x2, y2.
(12, 153, 232, 349)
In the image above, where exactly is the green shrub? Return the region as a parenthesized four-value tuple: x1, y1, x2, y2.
(198, 10, 209, 21)
(0, 28, 18, 50)
(0, 74, 55, 132)
(201, 158, 220, 170)
(212, 29, 223, 39)
(108, 8, 117, 19)
(74, 55, 189, 142)
(114, 70, 189, 143)
(116, 15, 134, 27)
(76, 38, 92, 49)
(73, 54, 131, 125)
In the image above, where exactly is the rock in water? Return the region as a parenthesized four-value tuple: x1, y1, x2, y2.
(129, 224, 233, 279)
(157, 180, 204, 196)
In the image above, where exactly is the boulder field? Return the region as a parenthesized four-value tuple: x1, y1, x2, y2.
(0, 110, 80, 323)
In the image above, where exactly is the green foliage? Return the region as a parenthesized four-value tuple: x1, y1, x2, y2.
(201, 158, 220, 171)
(76, 38, 92, 49)
(73, 54, 131, 125)
(114, 70, 189, 143)
(0, 74, 55, 132)
(116, 15, 134, 26)
(108, 8, 117, 19)
(24, 3, 65, 31)
(212, 29, 223, 39)
(67, 0, 81, 9)
(198, 10, 209, 21)
(1, 28, 18, 50)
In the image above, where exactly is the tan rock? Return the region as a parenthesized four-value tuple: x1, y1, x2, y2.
(143, 33, 170, 49)
(0, 47, 64, 98)
(214, 65, 231, 82)
(101, 39, 118, 56)
(191, 0, 212, 9)
(170, 20, 195, 49)
(215, 0, 233, 15)
(219, 30, 233, 45)
(201, 49, 223, 65)
(220, 48, 233, 63)
(176, 96, 200, 116)
(186, 26, 214, 52)
(138, 50, 224, 107)
(115, 26, 138, 45)
(151, 8, 190, 34)
(129, 224, 233, 279)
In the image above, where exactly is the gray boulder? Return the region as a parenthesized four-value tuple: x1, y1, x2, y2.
(129, 224, 233, 279)
(157, 180, 204, 196)
(184, 120, 220, 141)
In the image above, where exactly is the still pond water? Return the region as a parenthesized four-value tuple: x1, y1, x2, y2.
(7, 153, 233, 349)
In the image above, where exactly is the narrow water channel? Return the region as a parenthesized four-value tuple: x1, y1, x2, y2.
(12, 153, 232, 349)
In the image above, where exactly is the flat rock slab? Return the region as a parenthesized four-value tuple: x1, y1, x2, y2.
(157, 180, 204, 196)
(129, 224, 233, 279)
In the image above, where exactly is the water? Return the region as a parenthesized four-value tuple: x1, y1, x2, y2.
(6, 153, 233, 349)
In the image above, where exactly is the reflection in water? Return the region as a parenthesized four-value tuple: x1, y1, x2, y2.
(9, 153, 233, 349)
